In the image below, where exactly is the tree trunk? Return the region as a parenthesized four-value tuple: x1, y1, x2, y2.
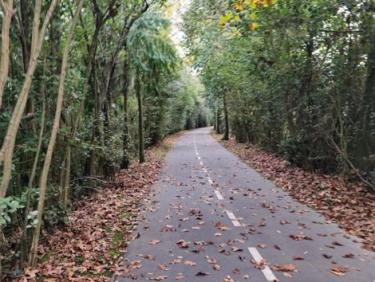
(29, 0, 84, 266)
(136, 73, 145, 163)
(358, 30, 375, 169)
(18, 0, 31, 72)
(121, 57, 131, 169)
(215, 105, 221, 134)
(223, 92, 229, 140)
(63, 144, 71, 209)
(0, 0, 15, 109)
(0, 0, 58, 198)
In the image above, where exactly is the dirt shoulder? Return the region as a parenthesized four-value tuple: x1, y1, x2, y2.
(214, 133, 375, 253)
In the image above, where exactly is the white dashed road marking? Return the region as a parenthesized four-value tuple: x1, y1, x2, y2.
(225, 210, 241, 227)
(195, 138, 277, 281)
(248, 247, 278, 282)
(214, 190, 224, 200)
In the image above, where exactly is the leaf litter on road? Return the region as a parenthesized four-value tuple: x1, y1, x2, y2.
(219, 137, 375, 252)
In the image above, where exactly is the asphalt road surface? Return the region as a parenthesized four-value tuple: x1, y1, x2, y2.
(117, 128, 375, 282)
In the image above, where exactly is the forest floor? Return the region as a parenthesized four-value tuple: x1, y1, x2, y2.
(21, 132, 184, 282)
(214, 134, 375, 253)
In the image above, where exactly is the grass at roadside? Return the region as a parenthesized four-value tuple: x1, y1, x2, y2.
(148, 131, 185, 161)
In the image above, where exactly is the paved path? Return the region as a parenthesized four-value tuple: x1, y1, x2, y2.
(118, 128, 375, 282)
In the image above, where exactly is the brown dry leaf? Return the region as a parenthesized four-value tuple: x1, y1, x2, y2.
(176, 240, 190, 248)
(331, 266, 350, 276)
(170, 258, 182, 264)
(332, 241, 344, 247)
(149, 239, 161, 245)
(290, 234, 313, 241)
(272, 264, 297, 272)
(160, 225, 175, 232)
(24, 268, 39, 279)
(293, 256, 304, 261)
(252, 259, 266, 270)
(274, 244, 281, 250)
(175, 273, 185, 280)
(184, 260, 197, 266)
(215, 222, 229, 231)
(213, 264, 221, 271)
(231, 246, 243, 252)
(343, 253, 355, 258)
(196, 271, 209, 276)
(152, 275, 168, 281)
(158, 264, 168, 271)
(144, 254, 155, 260)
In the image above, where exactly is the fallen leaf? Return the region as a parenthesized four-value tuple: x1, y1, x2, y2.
(152, 275, 168, 281)
(196, 271, 209, 276)
(213, 264, 221, 271)
(176, 240, 190, 248)
(175, 273, 184, 280)
(272, 264, 297, 272)
(343, 253, 355, 258)
(215, 222, 229, 231)
(290, 234, 313, 241)
(149, 239, 161, 245)
(184, 260, 197, 266)
(331, 266, 349, 276)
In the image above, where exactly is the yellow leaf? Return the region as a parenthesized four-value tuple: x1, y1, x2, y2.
(234, 1, 244, 11)
(246, 0, 257, 9)
(249, 12, 257, 21)
(219, 12, 233, 26)
(248, 22, 259, 31)
(233, 15, 241, 23)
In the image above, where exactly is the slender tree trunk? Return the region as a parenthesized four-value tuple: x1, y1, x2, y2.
(20, 95, 45, 267)
(63, 144, 71, 209)
(0, 0, 58, 198)
(0, 0, 15, 109)
(358, 31, 375, 168)
(216, 106, 221, 134)
(18, 0, 31, 72)
(79, 23, 101, 176)
(89, 60, 100, 175)
(121, 57, 131, 169)
(223, 92, 229, 140)
(29, 0, 84, 266)
(136, 73, 145, 163)
(27, 99, 45, 186)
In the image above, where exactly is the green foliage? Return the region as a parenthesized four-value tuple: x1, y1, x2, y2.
(0, 1, 211, 275)
(0, 197, 24, 227)
(184, 0, 375, 173)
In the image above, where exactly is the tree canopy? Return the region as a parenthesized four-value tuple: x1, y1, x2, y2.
(183, 0, 375, 176)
